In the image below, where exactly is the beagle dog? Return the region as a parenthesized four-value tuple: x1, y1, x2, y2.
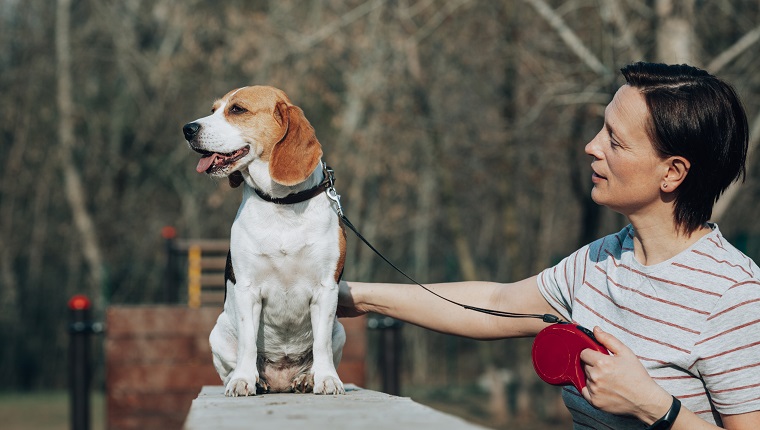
(182, 86, 346, 396)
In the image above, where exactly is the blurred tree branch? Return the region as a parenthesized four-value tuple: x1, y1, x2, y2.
(708, 24, 760, 72)
(523, 0, 612, 78)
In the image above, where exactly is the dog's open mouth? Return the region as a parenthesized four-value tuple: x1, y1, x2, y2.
(194, 146, 250, 174)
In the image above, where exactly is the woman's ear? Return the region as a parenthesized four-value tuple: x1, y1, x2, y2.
(269, 105, 323, 186)
(661, 156, 690, 192)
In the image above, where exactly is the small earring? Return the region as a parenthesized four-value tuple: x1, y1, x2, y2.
(663, 183, 668, 189)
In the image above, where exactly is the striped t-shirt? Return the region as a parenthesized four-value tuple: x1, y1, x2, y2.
(537, 224, 760, 428)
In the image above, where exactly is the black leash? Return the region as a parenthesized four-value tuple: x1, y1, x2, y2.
(339, 214, 560, 323)
(318, 163, 560, 324)
(251, 163, 560, 324)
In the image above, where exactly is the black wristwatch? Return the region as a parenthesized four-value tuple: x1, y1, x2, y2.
(646, 395, 681, 430)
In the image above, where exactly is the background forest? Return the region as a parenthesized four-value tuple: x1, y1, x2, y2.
(1, 0, 760, 427)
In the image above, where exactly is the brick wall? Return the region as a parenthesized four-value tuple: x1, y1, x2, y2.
(105, 306, 366, 430)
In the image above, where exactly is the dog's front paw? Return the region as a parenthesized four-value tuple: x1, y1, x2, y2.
(313, 373, 345, 395)
(225, 372, 268, 397)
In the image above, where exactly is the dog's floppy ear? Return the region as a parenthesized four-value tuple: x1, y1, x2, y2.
(228, 171, 244, 188)
(270, 104, 323, 186)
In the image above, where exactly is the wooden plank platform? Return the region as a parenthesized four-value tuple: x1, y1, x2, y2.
(183, 385, 487, 430)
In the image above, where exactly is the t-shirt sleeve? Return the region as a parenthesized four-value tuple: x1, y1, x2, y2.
(695, 279, 760, 415)
(536, 244, 591, 323)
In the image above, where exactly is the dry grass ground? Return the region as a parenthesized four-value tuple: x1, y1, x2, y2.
(0, 391, 105, 430)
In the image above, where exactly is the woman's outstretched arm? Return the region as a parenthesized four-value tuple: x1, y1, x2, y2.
(337, 275, 558, 339)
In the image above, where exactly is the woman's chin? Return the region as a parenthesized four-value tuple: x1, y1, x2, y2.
(590, 188, 604, 205)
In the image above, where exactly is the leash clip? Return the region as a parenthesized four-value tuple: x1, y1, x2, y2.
(323, 162, 343, 217)
(327, 187, 343, 217)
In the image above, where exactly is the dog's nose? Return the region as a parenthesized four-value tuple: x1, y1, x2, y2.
(183, 122, 201, 140)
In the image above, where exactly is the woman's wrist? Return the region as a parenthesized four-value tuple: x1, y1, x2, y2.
(341, 280, 372, 314)
(638, 387, 676, 425)
(347, 281, 365, 310)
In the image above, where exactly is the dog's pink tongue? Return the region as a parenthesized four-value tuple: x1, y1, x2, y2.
(196, 154, 216, 173)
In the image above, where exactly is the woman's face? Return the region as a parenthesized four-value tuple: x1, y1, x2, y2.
(585, 85, 668, 217)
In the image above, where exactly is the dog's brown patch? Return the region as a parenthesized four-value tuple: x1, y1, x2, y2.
(335, 222, 347, 283)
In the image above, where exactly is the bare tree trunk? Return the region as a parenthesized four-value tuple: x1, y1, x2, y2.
(414, 144, 435, 281)
(484, 365, 510, 426)
(0, 132, 23, 324)
(57, 0, 104, 305)
(340, 72, 373, 280)
(535, 167, 558, 273)
(655, 0, 696, 64)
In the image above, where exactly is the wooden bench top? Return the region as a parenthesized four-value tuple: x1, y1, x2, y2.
(183, 385, 487, 430)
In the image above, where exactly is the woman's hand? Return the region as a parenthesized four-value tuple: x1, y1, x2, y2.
(580, 326, 672, 424)
(336, 280, 367, 318)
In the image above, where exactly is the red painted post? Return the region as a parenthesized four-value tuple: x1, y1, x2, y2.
(68, 294, 92, 430)
(162, 226, 179, 303)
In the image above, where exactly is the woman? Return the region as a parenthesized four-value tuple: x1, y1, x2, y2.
(337, 63, 760, 429)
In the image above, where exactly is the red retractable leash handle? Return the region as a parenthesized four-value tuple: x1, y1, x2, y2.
(531, 323, 609, 392)
(326, 171, 609, 392)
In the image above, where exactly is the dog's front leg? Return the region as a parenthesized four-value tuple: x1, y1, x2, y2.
(225, 284, 265, 396)
(310, 283, 346, 395)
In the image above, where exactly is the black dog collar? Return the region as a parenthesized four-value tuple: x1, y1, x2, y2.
(253, 163, 335, 205)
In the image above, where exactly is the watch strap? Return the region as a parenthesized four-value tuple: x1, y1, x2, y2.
(646, 395, 681, 430)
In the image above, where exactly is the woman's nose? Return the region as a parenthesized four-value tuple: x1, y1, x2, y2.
(585, 130, 603, 158)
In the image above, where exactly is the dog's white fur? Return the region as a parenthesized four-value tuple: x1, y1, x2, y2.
(183, 86, 346, 396)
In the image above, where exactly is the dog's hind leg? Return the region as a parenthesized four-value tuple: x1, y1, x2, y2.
(331, 318, 346, 369)
(209, 312, 237, 385)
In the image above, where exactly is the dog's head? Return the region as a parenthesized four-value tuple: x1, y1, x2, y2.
(182, 86, 323, 188)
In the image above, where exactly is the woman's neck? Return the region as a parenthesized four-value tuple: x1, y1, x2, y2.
(630, 220, 711, 266)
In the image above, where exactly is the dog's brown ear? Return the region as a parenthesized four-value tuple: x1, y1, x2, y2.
(274, 101, 288, 128)
(270, 105, 323, 186)
(228, 171, 244, 188)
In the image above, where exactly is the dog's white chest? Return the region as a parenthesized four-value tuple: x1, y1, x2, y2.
(230, 190, 339, 293)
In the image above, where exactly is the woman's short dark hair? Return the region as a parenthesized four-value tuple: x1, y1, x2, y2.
(621, 62, 749, 234)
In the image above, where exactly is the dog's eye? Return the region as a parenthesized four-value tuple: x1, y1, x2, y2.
(229, 105, 247, 114)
